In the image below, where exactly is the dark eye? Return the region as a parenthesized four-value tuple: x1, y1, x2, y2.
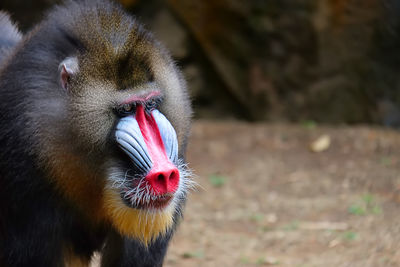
(115, 103, 136, 117)
(145, 98, 161, 112)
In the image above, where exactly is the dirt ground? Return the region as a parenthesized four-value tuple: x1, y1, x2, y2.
(164, 120, 400, 267)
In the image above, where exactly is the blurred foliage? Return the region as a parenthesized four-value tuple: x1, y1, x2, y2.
(208, 174, 227, 188)
(2, 0, 400, 124)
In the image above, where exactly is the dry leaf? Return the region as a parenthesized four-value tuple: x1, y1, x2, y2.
(310, 134, 331, 152)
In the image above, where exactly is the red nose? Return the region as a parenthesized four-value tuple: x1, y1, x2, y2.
(145, 164, 180, 195)
(134, 104, 180, 195)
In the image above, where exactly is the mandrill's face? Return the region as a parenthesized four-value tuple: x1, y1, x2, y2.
(100, 86, 194, 245)
(43, 24, 193, 244)
(113, 94, 182, 210)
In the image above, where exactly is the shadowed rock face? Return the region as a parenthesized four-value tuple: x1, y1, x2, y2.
(0, 0, 61, 32)
(164, 0, 390, 123)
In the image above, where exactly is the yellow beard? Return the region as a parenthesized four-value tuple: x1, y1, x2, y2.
(102, 188, 175, 245)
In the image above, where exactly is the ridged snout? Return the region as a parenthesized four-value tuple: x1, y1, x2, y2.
(115, 106, 179, 195)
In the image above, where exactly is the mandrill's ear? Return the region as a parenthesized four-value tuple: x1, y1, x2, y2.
(58, 57, 79, 91)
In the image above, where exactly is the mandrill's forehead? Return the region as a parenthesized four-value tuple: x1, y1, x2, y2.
(77, 44, 156, 90)
(71, 13, 157, 89)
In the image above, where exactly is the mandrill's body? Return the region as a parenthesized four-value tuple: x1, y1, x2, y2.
(0, 0, 193, 266)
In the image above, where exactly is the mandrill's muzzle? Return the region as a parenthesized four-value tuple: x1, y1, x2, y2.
(115, 105, 179, 195)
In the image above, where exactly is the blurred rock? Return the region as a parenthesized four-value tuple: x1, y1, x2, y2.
(150, 9, 188, 59)
(0, 0, 60, 31)
(377, 100, 400, 128)
(306, 76, 370, 123)
(164, 0, 400, 124)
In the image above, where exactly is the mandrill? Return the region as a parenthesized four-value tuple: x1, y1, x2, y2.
(0, 0, 194, 266)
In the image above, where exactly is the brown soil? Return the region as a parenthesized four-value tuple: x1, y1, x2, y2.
(164, 120, 400, 267)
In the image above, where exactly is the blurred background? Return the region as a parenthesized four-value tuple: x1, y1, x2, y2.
(2, 0, 400, 266)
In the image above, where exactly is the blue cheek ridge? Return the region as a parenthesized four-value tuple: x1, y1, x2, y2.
(115, 116, 153, 172)
(151, 109, 179, 164)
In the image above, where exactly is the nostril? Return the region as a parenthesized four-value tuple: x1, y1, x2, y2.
(156, 170, 177, 181)
(169, 170, 178, 180)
